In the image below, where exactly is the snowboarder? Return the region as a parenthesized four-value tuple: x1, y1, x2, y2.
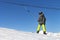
(37, 12, 47, 35)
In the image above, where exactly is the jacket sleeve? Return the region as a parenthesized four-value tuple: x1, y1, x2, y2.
(43, 17, 46, 25)
(38, 16, 40, 22)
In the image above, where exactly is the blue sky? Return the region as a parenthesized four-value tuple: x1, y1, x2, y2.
(0, 0, 60, 33)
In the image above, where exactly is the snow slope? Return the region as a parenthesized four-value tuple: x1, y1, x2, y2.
(0, 28, 60, 40)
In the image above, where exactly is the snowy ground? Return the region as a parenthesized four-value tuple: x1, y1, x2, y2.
(0, 28, 60, 40)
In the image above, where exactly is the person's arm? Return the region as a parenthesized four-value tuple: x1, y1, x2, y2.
(38, 16, 40, 22)
(43, 17, 46, 25)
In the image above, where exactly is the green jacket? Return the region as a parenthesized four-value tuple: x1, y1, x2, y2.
(38, 14, 46, 25)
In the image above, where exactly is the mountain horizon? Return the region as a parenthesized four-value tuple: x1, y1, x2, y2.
(0, 27, 60, 40)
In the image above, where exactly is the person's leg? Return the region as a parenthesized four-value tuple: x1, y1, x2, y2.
(37, 24, 40, 33)
(42, 24, 46, 34)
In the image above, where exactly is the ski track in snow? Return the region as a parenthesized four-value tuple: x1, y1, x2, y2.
(0, 28, 60, 40)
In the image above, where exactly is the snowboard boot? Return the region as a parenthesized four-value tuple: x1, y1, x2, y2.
(43, 31, 47, 35)
(37, 31, 39, 33)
